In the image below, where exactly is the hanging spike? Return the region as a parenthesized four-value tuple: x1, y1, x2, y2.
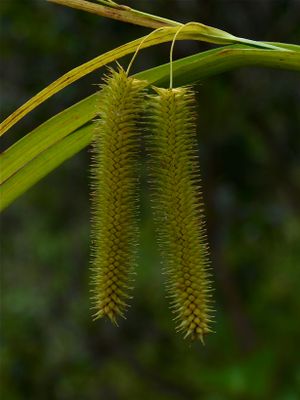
(148, 85, 214, 342)
(90, 66, 147, 324)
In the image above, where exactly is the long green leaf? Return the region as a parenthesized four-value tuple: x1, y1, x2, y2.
(0, 95, 97, 184)
(138, 43, 300, 87)
(0, 125, 93, 211)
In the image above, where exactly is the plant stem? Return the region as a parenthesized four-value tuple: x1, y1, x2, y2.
(47, 0, 181, 29)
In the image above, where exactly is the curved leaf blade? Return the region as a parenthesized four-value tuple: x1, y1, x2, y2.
(1, 95, 97, 184)
(0, 125, 93, 211)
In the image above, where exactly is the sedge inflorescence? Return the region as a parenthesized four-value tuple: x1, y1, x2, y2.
(148, 86, 213, 341)
(90, 67, 146, 324)
(90, 65, 214, 342)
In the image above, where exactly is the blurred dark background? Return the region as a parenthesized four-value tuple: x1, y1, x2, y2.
(1, 1, 300, 399)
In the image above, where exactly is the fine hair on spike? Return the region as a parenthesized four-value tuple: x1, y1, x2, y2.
(148, 85, 214, 342)
(90, 66, 147, 324)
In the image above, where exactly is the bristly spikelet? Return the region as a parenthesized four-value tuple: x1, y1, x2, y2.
(90, 67, 146, 324)
(148, 86, 214, 342)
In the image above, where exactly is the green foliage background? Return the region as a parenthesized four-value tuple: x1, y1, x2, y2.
(1, 1, 300, 399)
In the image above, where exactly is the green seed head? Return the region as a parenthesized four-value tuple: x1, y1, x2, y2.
(90, 67, 147, 324)
(148, 86, 214, 342)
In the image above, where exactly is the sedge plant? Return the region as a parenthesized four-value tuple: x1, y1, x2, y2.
(0, 0, 299, 342)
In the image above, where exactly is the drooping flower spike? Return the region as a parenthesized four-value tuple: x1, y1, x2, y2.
(90, 66, 147, 324)
(148, 85, 214, 342)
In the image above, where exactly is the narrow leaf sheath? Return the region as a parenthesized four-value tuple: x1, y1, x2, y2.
(149, 86, 213, 341)
(91, 68, 146, 324)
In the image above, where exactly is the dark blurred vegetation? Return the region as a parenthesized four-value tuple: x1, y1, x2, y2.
(1, 1, 300, 399)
